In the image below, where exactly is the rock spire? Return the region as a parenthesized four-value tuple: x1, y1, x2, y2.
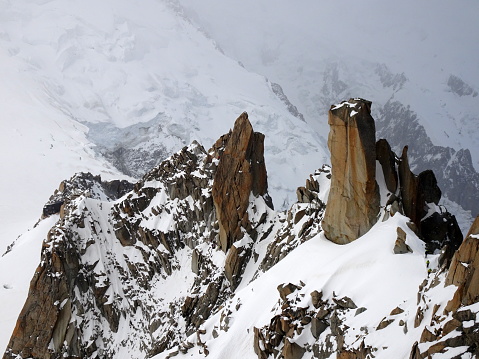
(212, 112, 271, 253)
(322, 98, 380, 244)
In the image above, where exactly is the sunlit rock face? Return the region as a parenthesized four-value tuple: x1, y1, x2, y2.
(212, 112, 270, 253)
(322, 98, 380, 244)
(446, 216, 479, 310)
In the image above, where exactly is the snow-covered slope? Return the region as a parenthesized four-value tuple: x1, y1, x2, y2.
(155, 214, 453, 359)
(3, 116, 477, 358)
(0, 48, 124, 254)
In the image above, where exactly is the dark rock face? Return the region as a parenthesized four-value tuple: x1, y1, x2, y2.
(375, 63, 407, 91)
(42, 200, 64, 217)
(397, 146, 463, 262)
(85, 118, 169, 179)
(376, 138, 398, 194)
(398, 146, 419, 224)
(322, 98, 380, 244)
(376, 100, 479, 216)
(42, 172, 133, 218)
(270, 82, 306, 122)
(447, 74, 478, 97)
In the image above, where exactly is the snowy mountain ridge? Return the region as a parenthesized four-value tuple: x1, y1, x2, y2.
(0, 0, 328, 257)
(1, 0, 477, 259)
(1, 1, 479, 358)
(3, 106, 479, 359)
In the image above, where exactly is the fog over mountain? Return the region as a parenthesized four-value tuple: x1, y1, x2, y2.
(179, 0, 479, 218)
(0, 1, 478, 357)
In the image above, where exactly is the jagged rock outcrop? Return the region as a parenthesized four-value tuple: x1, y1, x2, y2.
(398, 147, 442, 227)
(42, 172, 133, 218)
(5, 173, 134, 359)
(397, 146, 463, 263)
(5, 237, 78, 359)
(3, 113, 275, 359)
(446, 216, 479, 310)
(258, 166, 328, 272)
(320, 99, 461, 258)
(322, 98, 380, 244)
(211, 112, 273, 289)
(3, 103, 475, 359)
(253, 284, 373, 359)
(409, 217, 479, 359)
(6, 173, 134, 357)
(376, 138, 398, 194)
(377, 100, 479, 216)
(212, 112, 271, 253)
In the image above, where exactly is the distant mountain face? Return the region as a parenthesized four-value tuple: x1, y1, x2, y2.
(178, 0, 479, 217)
(3, 105, 478, 359)
(0, 0, 330, 255)
(1, 0, 477, 259)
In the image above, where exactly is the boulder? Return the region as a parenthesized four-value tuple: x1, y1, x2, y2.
(282, 339, 306, 359)
(393, 227, 413, 254)
(322, 99, 380, 244)
(311, 290, 323, 308)
(278, 283, 300, 301)
(377, 318, 394, 330)
(333, 296, 357, 309)
(311, 318, 328, 339)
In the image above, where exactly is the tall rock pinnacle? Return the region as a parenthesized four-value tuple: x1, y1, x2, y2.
(322, 98, 380, 244)
(212, 112, 269, 253)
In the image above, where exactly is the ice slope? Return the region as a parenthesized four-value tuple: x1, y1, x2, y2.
(0, 215, 59, 354)
(0, 0, 328, 252)
(0, 48, 124, 254)
(179, 0, 479, 167)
